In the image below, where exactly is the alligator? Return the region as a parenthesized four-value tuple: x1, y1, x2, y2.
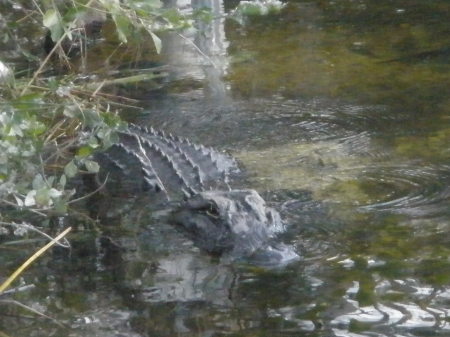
(92, 124, 298, 264)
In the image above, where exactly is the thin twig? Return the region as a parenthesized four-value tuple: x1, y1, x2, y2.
(103, 42, 125, 65)
(31, 0, 44, 15)
(39, 155, 51, 187)
(81, 72, 167, 89)
(0, 300, 66, 328)
(0, 199, 47, 218)
(0, 238, 44, 247)
(68, 208, 99, 228)
(0, 284, 35, 296)
(176, 32, 218, 69)
(74, 0, 110, 15)
(67, 173, 109, 204)
(0, 222, 70, 249)
(91, 80, 106, 97)
(70, 88, 143, 107)
(0, 227, 72, 294)
(20, 30, 70, 96)
(42, 133, 78, 165)
(44, 118, 69, 145)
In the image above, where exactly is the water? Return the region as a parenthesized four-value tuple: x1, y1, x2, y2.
(1, 0, 450, 336)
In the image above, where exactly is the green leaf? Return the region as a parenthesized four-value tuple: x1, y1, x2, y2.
(24, 190, 36, 207)
(48, 188, 63, 198)
(53, 199, 68, 214)
(148, 0, 163, 8)
(112, 14, 130, 43)
(62, 6, 80, 23)
(50, 24, 64, 44)
(59, 174, 67, 188)
(35, 188, 51, 206)
(84, 160, 100, 173)
(99, 129, 119, 148)
(63, 105, 76, 118)
(43, 9, 59, 28)
(239, 3, 263, 16)
(0, 60, 13, 85)
(162, 8, 184, 25)
(47, 176, 55, 186)
(150, 31, 162, 54)
(11, 124, 23, 137)
(32, 174, 45, 190)
(14, 195, 23, 207)
(13, 93, 44, 112)
(88, 136, 99, 148)
(64, 160, 78, 178)
(108, 131, 120, 146)
(82, 109, 102, 128)
(77, 146, 93, 157)
(43, 9, 64, 41)
(130, 0, 162, 11)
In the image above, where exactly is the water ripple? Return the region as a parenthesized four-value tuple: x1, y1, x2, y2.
(357, 164, 450, 217)
(328, 279, 450, 336)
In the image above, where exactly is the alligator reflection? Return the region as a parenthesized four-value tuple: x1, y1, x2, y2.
(94, 217, 309, 336)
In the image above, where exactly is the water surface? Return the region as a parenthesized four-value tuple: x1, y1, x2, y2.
(1, 0, 450, 336)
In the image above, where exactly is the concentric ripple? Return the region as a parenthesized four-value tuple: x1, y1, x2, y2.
(357, 164, 450, 217)
(141, 96, 395, 157)
(261, 97, 411, 140)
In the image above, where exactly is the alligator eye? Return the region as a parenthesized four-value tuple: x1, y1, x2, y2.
(205, 203, 220, 218)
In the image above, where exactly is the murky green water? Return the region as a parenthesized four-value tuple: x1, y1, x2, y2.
(1, 0, 450, 336)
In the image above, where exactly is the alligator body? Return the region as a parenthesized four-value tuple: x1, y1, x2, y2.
(93, 124, 298, 264)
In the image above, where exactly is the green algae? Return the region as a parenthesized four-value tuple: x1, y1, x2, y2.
(395, 126, 450, 162)
(225, 1, 450, 111)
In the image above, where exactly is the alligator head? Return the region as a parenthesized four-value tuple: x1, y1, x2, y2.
(171, 189, 297, 263)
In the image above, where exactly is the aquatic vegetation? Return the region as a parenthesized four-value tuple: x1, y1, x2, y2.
(225, 0, 450, 112)
(230, 0, 285, 24)
(395, 126, 450, 162)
